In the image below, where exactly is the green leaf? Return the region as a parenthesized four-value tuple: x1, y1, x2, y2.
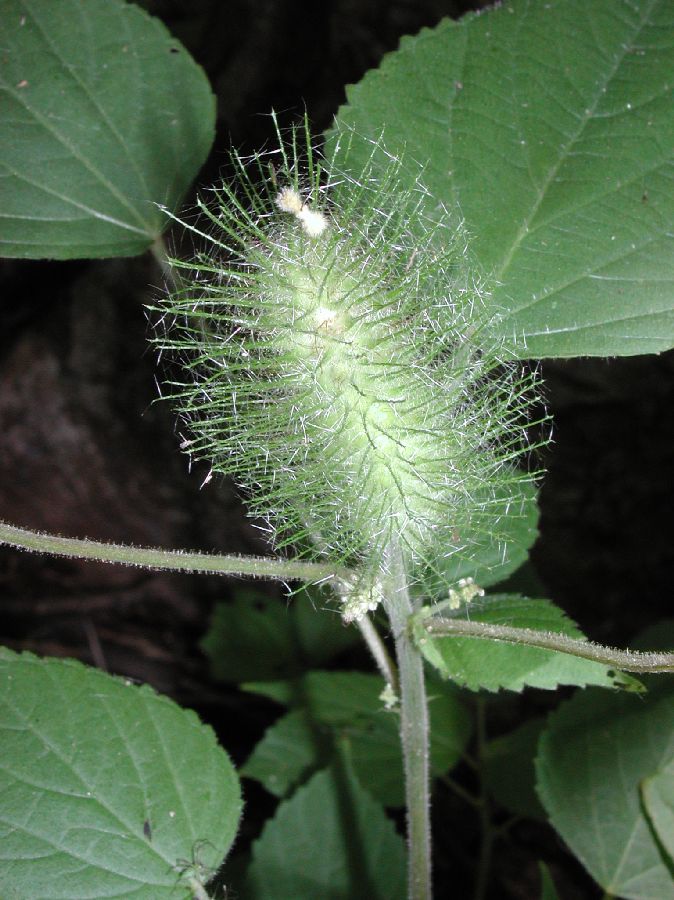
(326, 673, 471, 798)
(332, 0, 674, 358)
(415, 478, 540, 595)
(0, 649, 241, 899)
(243, 678, 297, 706)
(414, 594, 638, 692)
(427, 677, 473, 781)
(245, 764, 406, 900)
(242, 672, 471, 807)
(0, 0, 215, 259)
(241, 708, 327, 798)
(483, 718, 546, 820)
(201, 588, 358, 683)
(642, 757, 674, 863)
(536, 684, 674, 899)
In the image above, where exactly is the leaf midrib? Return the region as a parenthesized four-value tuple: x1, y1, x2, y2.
(2, 0, 155, 236)
(491, 0, 658, 283)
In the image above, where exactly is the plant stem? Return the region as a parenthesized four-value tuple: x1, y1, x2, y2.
(382, 543, 432, 900)
(187, 878, 211, 900)
(0, 521, 350, 584)
(357, 615, 398, 695)
(423, 617, 674, 673)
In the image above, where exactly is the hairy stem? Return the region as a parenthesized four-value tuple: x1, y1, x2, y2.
(423, 617, 674, 673)
(0, 521, 349, 584)
(382, 544, 432, 900)
(357, 615, 398, 695)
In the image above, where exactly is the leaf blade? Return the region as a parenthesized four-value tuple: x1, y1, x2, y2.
(415, 594, 639, 692)
(242, 671, 471, 807)
(245, 764, 406, 900)
(0, 0, 215, 259)
(332, 0, 674, 358)
(536, 684, 674, 898)
(642, 757, 674, 863)
(0, 649, 241, 899)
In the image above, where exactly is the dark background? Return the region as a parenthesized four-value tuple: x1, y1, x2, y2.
(1, 1, 672, 897)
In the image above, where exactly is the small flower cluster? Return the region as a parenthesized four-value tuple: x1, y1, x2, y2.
(154, 119, 541, 596)
(447, 577, 485, 610)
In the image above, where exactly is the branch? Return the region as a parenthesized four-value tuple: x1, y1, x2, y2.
(357, 615, 398, 695)
(382, 543, 431, 900)
(0, 521, 349, 584)
(423, 617, 674, 673)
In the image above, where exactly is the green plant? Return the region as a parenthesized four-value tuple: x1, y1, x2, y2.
(1, 1, 673, 899)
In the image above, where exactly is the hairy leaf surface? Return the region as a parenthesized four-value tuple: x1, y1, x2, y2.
(0, 649, 241, 899)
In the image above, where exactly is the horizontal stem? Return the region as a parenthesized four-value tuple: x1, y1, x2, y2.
(424, 617, 674, 673)
(0, 521, 349, 584)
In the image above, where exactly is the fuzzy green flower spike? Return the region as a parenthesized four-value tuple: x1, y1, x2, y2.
(154, 118, 542, 613)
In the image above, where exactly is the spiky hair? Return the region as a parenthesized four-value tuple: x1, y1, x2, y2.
(152, 116, 542, 596)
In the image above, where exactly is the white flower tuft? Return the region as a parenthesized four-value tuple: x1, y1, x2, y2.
(275, 186, 304, 215)
(296, 206, 328, 237)
(447, 577, 485, 610)
(275, 186, 328, 237)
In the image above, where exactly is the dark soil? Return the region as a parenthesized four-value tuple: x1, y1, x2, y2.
(1, 2, 672, 898)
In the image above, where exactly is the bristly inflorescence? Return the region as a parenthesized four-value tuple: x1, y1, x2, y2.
(152, 116, 543, 605)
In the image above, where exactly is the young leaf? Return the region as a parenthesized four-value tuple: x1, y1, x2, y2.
(244, 764, 406, 900)
(414, 594, 639, 692)
(0, 649, 241, 899)
(642, 758, 674, 863)
(0, 0, 215, 259)
(333, 0, 674, 358)
(537, 684, 674, 899)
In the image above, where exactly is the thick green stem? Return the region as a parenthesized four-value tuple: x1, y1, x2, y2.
(0, 521, 349, 584)
(423, 617, 674, 673)
(382, 544, 432, 900)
